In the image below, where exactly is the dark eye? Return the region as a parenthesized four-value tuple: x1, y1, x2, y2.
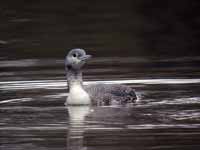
(73, 53, 77, 57)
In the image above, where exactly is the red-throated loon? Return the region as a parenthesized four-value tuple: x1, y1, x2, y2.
(65, 48, 137, 105)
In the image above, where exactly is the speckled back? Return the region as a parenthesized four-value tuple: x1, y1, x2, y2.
(84, 84, 137, 106)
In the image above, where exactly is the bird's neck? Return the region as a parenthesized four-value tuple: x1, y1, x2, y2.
(66, 69, 83, 90)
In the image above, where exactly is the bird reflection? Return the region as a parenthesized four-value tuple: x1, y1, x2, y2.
(66, 106, 91, 150)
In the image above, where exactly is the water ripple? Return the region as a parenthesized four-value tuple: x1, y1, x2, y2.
(1, 78, 200, 90)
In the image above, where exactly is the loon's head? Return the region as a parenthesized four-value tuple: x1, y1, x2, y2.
(65, 48, 92, 71)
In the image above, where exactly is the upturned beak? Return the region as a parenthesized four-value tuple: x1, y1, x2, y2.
(80, 55, 92, 61)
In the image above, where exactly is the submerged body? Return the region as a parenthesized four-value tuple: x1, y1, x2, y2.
(65, 48, 137, 106)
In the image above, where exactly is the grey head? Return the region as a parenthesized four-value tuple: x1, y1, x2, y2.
(65, 48, 92, 71)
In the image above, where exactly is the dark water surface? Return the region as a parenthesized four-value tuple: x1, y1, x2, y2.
(1, 56, 200, 150)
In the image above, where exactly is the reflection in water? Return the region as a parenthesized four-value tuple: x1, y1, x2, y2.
(67, 106, 91, 150)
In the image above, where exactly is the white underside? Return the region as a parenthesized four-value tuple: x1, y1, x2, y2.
(67, 83, 91, 105)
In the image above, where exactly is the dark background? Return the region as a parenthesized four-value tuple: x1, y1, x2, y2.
(0, 0, 200, 59)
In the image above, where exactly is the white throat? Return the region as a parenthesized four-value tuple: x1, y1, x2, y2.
(67, 82, 91, 105)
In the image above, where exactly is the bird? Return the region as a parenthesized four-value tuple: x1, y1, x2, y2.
(65, 48, 137, 106)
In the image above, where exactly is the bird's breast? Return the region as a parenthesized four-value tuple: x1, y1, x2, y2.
(67, 83, 91, 105)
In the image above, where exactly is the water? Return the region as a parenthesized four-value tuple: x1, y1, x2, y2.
(1, 56, 200, 150)
(1, 0, 200, 149)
